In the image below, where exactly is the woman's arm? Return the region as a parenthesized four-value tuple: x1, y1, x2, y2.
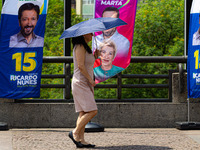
(75, 45, 96, 87)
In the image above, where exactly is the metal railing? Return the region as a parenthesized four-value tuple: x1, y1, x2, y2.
(16, 56, 187, 103)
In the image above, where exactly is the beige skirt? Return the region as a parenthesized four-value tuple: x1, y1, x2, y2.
(72, 77, 98, 112)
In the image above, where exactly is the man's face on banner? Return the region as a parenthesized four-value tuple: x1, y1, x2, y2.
(19, 10, 38, 37)
(102, 11, 118, 38)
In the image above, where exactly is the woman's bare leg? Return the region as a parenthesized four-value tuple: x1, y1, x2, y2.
(73, 110, 97, 142)
(79, 126, 87, 144)
(72, 111, 85, 141)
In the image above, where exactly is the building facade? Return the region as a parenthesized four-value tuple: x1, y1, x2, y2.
(76, 0, 94, 18)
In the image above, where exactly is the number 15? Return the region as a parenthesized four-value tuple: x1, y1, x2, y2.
(12, 52, 37, 72)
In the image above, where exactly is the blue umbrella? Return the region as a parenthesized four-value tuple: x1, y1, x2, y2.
(59, 17, 127, 39)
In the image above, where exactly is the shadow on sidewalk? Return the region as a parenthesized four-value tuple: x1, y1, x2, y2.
(93, 145, 172, 150)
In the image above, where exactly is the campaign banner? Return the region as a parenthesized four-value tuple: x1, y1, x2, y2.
(187, 0, 200, 98)
(92, 0, 138, 83)
(0, 0, 48, 98)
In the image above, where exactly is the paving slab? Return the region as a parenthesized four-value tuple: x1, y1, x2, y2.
(1, 128, 200, 150)
(181, 130, 200, 145)
(0, 130, 13, 150)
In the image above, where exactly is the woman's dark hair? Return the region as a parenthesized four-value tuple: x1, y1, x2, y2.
(72, 36, 92, 54)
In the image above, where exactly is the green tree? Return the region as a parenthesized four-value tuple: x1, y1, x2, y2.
(120, 0, 184, 99)
(133, 0, 184, 56)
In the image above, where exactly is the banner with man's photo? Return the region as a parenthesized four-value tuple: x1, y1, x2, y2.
(0, 0, 48, 98)
(187, 0, 200, 98)
(92, 0, 138, 83)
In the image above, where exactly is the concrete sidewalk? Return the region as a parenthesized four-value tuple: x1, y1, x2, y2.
(0, 128, 200, 150)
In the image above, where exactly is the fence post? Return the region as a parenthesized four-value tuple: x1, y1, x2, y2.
(65, 64, 71, 99)
(117, 72, 122, 100)
(178, 63, 184, 93)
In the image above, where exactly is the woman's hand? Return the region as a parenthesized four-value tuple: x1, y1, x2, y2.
(89, 79, 96, 87)
(94, 49, 100, 59)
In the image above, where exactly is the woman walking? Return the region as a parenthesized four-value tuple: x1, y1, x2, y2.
(69, 33, 98, 148)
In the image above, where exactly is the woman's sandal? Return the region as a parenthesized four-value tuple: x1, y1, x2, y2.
(68, 131, 83, 148)
(82, 143, 96, 148)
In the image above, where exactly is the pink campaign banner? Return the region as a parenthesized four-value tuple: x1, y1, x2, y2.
(93, 0, 138, 83)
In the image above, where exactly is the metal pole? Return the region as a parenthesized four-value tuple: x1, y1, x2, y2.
(184, 0, 187, 70)
(117, 72, 122, 100)
(64, 0, 71, 56)
(64, 0, 71, 99)
(184, 0, 193, 69)
(65, 64, 71, 99)
(184, 0, 187, 60)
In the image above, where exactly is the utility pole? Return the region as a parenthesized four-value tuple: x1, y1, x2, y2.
(64, 0, 71, 56)
(64, 0, 71, 99)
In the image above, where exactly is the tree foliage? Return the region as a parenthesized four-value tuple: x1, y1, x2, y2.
(133, 0, 184, 56)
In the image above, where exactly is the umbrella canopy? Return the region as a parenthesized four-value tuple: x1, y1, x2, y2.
(59, 17, 127, 39)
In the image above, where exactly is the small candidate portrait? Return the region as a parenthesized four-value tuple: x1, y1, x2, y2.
(193, 14, 200, 46)
(94, 39, 124, 83)
(94, 7, 130, 58)
(9, 3, 44, 48)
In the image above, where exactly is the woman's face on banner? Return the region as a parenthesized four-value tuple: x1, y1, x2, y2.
(19, 10, 38, 37)
(100, 45, 115, 68)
